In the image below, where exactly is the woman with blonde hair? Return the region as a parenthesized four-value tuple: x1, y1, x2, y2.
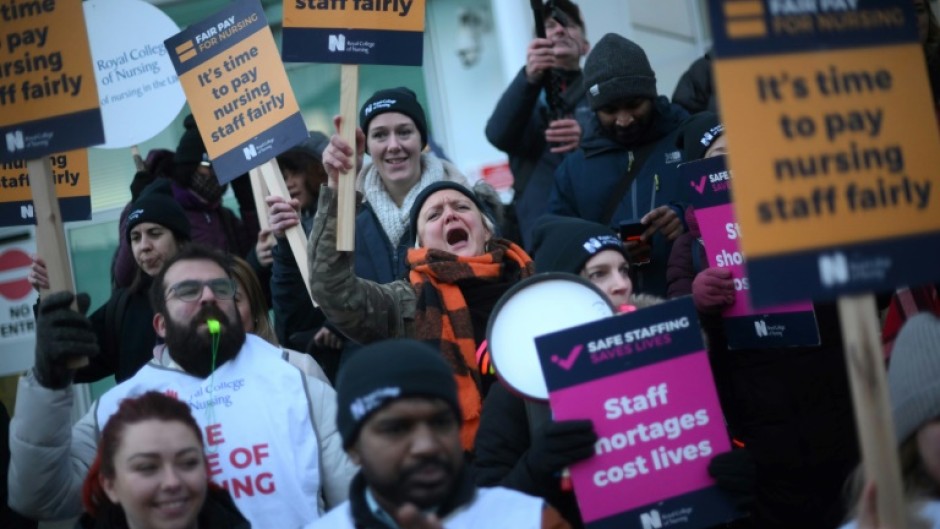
(228, 255, 329, 384)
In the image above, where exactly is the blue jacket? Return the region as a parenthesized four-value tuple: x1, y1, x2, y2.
(352, 202, 412, 284)
(549, 97, 690, 297)
(485, 68, 594, 248)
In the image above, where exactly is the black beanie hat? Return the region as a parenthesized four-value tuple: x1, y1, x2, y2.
(174, 114, 207, 165)
(541, 0, 584, 30)
(584, 33, 657, 111)
(281, 131, 330, 163)
(530, 214, 626, 274)
(125, 179, 191, 244)
(408, 181, 492, 243)
(675, 111, 724, 161)
(359, 87, 428, 149)
(336, 339, 460, 448)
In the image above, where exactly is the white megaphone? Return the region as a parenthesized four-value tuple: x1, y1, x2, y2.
(486, 272, 615, 401)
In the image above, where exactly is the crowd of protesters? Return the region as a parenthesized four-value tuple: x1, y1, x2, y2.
(4, 1, 940, 528)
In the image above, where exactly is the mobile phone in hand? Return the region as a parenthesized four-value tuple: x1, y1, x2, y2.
(619, 220, 651, 266)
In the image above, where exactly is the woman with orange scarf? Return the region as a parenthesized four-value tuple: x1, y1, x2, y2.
(293, 132, 534, 453)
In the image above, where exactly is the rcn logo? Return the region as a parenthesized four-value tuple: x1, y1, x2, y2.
(329, 34, 346, 52)
(6, 130, 24, 153)
(818, 252, 849, 287)
(754, 320, 768, 337)
(640, 509, 663, 529)
(243, 144, 257, 161)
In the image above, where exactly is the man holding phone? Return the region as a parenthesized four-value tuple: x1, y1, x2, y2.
(548, 33, 690, 297)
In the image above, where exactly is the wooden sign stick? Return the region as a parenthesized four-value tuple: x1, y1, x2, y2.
(337, 64, 359, 252)
(258, 159, 318, 308)
(837, 294, 905, 529)
(249, 168, 272, 232)
(29, 157, 88, 368)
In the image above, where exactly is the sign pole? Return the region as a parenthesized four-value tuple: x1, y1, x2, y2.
(258, 159, 318, 308)
(249, 168, 271, 232)
(337, 64, 359, 252)
(28, 157, 88, 368)
(837, 294, 905, 528)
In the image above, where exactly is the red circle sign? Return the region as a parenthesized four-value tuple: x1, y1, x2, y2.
(0, 249, 33, 301)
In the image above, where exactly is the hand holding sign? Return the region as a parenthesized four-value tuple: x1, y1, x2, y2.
(28, 256, 50, 292)
(691, 268, 735, 314)
(322, 116, 365, 190)
(265, 195, 301, 239)
(33, 291, 98, 389)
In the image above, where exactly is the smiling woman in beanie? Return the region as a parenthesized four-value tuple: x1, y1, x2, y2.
(28, 179, 191, 384)
(265, 87, 499, 387)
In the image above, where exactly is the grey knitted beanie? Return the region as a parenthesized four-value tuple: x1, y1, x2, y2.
(584, 33, 657, 111)
(887, 313, 940, 443)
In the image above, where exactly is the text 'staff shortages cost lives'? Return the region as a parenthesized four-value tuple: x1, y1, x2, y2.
(164, 0, 306, 184)
(710, 0, 940, 306)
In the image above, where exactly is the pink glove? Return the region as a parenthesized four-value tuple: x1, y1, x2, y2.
(692, 267, 735, 314)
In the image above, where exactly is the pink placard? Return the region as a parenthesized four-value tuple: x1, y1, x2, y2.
(548, 351, 730, 523)
(695, 204, 813, 318)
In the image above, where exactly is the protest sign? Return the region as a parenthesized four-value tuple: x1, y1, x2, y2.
(709, 2, 932, 525)
(84, 0, 186, 149)
(683, 156, 819, 349)
(0, 232, 38, 376)
(165, 0, 307, 184)
(0, 150, 90, 227)
(537, 297, 738, 529)
(282, 0, 426, 66)
(710, 0, 940, 307)
(0, 0, 103, 161)
(281, 0, 426, 250)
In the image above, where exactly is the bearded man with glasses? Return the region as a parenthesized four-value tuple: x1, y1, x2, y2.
(8, 244, 356, 529)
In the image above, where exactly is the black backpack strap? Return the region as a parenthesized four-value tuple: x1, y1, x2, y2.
(600, 143, 657, 226)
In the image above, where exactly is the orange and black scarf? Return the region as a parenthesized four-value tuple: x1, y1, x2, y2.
(408, 238, 534, 450)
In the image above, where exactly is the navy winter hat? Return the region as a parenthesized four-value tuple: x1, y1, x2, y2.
(359, 87, 428, 149)
(336, 339, 459, 448)
(408, 181, 491, 242)
(281, 131, 330, 163)
(530, 214, 626, 274)
(676, 111, 724, 162)
(125, 179, 191, 244)
(584, 33, 657, 111)
(174, 114, 207, 166)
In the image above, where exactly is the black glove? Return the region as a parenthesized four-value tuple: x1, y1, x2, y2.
(708, 449, 757, 511)
(34, 292, 99, 389)
(525, 419, 597, 481)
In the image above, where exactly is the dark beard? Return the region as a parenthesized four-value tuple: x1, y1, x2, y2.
(603, 119, 653, 147)
(365, 456, 458, 510)
(163, 305, 245, 378)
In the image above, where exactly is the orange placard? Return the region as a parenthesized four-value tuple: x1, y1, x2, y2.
(165, 0, 307, 183)
(716, 44, 940, 258)
(0, 0, 103, 161)
(0, 150, 91, 226)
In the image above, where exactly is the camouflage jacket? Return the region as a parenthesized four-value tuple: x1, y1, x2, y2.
(308, 186, 417, 344)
